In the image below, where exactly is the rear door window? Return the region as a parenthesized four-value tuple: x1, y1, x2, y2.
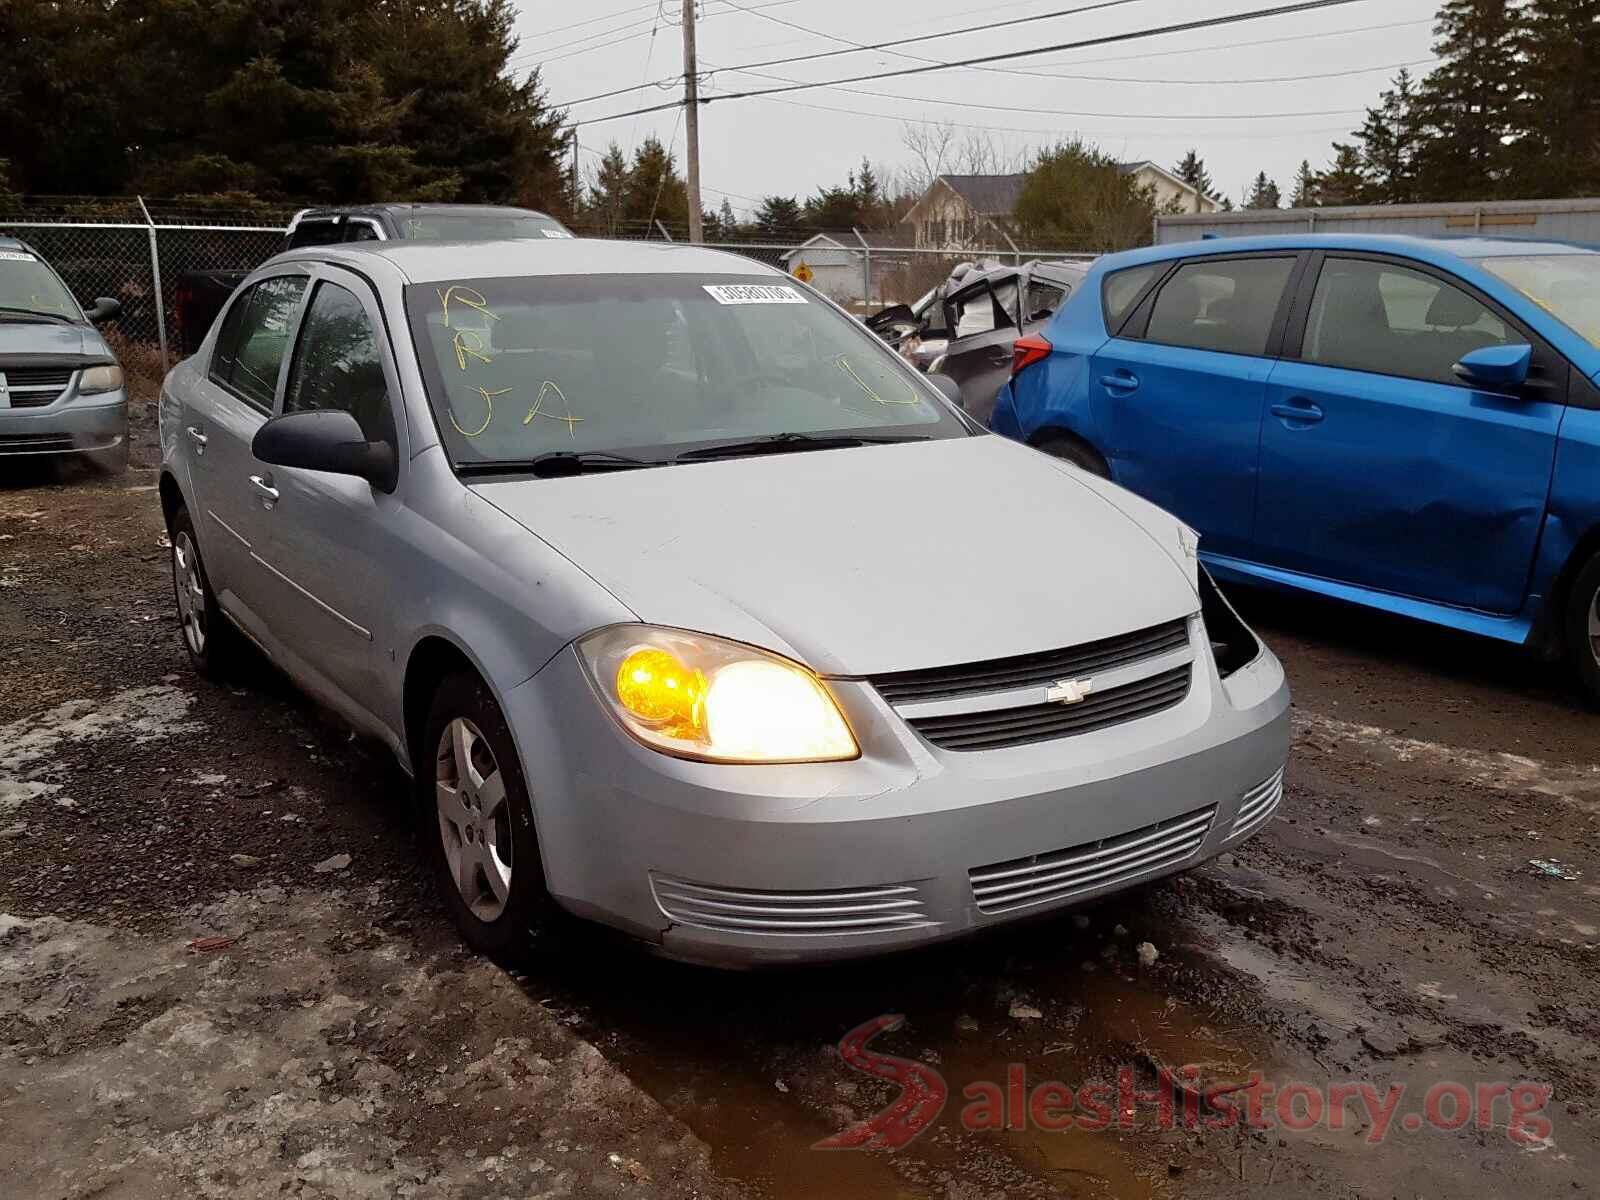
(1144, 257, 1296, 357)
(950, 279, 1017, 338)
(209, 276, 307, 410)
(1302, 257, 1512, 385)
(1025, 279, 1067, 322)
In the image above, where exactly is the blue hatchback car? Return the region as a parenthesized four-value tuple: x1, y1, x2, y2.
(992, 234, 1600, 700)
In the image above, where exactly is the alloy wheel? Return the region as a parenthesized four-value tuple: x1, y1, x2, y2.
(173, 531, 207, 656)
(435, 717, 514, 922)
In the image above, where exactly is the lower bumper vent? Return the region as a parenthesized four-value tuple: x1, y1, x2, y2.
(1228, 767, 1284, 842)
(969, 805, 1216, 914)
(650, 874, 934, 937)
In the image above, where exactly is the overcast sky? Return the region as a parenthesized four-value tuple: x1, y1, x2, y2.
(515, 0, 1441, 219)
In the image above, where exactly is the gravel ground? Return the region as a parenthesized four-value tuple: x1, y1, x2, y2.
(3, 386, 1597, 1198)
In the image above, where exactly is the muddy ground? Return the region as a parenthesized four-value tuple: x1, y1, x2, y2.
(3, 388, 1597, 1198)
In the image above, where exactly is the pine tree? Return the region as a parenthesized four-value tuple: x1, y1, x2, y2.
(1510, 0, 1600, 195)
(1356, 68, 1421, 203)
(1173, 149, 1214, 205)
(623, 136, 688, 230)
(755, 195, 803, 239)
(586, 143, 630, 235)
(1409, 0, 1520, 200)
(1245, 172, 1281, 209)
(1290, 160, 1317, 207)
(1316, 145, 1368, 206)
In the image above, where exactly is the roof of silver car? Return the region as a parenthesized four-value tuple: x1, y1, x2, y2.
(294, 237, 778, 284)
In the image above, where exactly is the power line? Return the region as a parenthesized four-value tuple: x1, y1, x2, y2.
(1022, 15, 1431, 69)
(558, 0, 1144, 106)
(565, 0, 1382, 126)
(541, 1, 662, 42)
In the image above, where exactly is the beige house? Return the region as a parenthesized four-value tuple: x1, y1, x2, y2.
(903, 164, 1220, 250)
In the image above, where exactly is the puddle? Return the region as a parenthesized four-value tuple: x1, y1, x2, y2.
(523, 907, 1273, 1198)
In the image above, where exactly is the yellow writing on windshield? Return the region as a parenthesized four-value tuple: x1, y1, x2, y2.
(449, 385, 510, 438)
(835, 354, 919, 406)
(437, 285, 498, 328)
(523, 380, 584, 438)
(452, 328, 492, 370)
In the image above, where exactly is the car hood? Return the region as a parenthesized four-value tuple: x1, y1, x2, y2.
(470, 436, 1199, 676)
(0, 320, 107, 366)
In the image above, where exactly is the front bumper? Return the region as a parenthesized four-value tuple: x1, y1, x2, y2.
(0, 386, 128, 457)
(506, 619, 1290, 966)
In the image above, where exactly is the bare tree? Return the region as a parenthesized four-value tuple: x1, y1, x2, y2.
(900, 121, 957, 193)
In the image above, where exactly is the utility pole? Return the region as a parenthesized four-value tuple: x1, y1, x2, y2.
(682, 0, 703, 243)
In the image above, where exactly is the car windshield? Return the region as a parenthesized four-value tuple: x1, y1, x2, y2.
(405, 273, 970, 467)
(0, 248, 80, 320)
(1477, 253, 1600, 348)
(399, 214, 571, 241)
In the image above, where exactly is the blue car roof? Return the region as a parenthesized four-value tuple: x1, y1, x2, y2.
(1107, 233, 1596, 268)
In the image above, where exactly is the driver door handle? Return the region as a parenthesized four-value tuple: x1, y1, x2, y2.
(1100, 370, 1139, 394)
(248, 474, 279, 509)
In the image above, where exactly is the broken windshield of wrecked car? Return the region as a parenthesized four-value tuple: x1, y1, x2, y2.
(403, 274, 970, 468)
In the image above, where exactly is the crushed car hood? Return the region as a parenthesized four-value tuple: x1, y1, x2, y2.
(471, 436, 1199, 676)
(0, 321, 107, 366)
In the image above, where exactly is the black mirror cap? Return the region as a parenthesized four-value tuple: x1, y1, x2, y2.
(252, 410, 398, 493)
(926, 371, 965, 409)
(85, 296, 122, 323)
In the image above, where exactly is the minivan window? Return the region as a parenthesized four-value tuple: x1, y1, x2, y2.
(0, 247, 80, 320)
(211, 276, 307, 410)
(405, 274, 969, 467)
(284, 281, 393, 442)
(1303, 258, 1510, 386)
(1145, 257, 1296, 356)
(286, 220, 343, 249)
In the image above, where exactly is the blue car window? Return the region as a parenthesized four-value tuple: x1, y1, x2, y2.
(1101, 263, 1162, 333)
(1303, 258, 1510, 387)
(1144, 257, 1295, 357)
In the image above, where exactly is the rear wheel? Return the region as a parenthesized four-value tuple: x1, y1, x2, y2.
(420, 672, 553, 961)
(169, 506, 245, 679)
(1564, 551, 1600, 706)
(1033, 431, 1110, 477)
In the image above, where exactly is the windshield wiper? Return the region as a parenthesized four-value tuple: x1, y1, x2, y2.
(458, 450, 664, 478)
(0, 305, 74, 324)
(674, 432, 930, 462)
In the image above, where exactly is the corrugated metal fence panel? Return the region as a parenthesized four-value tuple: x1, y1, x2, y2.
(1155, 198, 1600, 245)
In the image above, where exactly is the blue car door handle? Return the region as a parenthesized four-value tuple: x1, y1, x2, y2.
(1270, 399, 1324, 426)
(1100, 370, 1139, 394)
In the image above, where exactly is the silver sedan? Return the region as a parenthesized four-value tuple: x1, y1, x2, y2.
(157, 238, 1289, 966)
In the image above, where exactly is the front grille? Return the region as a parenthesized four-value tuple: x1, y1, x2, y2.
(2, 366, 73, 408)
(969, 805, 1216, 914)
(0, 433, 75, 453)
(1228, 767, 1284, 842)
(650, 874, 934, 937)
(868, 618, 1190, 705)
(907, 665, 1191, 752)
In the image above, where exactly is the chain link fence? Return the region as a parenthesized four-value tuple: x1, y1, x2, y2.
(1, 203, 1100, 376)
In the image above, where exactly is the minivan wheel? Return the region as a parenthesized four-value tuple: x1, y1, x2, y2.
(421, 672, 553, 961)
(169, 506, 244, 679)
(1565, 551, 1600, 706)
(1033, 432, 1110, 477)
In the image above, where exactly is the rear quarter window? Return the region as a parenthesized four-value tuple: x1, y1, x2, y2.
(1101, 263, 1162, 334)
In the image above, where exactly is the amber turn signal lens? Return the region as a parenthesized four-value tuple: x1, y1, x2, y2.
(616, 648, 706, 736)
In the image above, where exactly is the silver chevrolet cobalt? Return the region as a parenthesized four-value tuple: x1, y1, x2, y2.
(158, 239, 1289, 966)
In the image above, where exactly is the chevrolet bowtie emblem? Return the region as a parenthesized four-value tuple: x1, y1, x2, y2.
(1045, 678, 1093, 704)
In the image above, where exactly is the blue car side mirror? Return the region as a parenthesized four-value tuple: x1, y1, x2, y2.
(1453, 343, 1532, 391)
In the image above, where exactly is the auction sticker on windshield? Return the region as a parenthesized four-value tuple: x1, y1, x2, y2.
(702, 283, 808, 305)
(0, 251, 37, 262)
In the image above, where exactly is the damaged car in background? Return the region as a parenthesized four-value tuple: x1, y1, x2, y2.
(866, 258, 1088, 423)
(158, 237, 1287, 967)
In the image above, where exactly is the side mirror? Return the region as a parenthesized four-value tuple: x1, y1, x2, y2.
(83, 296, 122, 323)
(252, 410, 398, 493)
(926, 370, 965, 410)
(1453, 343, 1531, 392)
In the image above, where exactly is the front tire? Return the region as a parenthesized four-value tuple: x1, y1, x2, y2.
(421, 672, 553, 961)
(1565, 551, 1600, 706)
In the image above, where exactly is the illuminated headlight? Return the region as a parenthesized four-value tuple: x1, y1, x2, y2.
(577, 625, 859, 763)
(79, 364, 124, 394)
